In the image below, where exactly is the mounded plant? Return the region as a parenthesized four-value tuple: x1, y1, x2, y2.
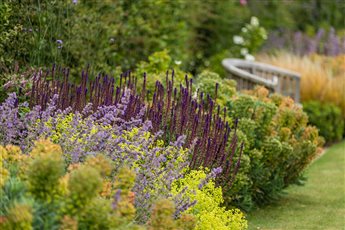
(225, 87, 323, 210)
(0, 139, 199, 229)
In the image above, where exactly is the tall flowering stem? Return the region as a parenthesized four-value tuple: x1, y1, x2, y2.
(30, 65, 143, 116)
(29, 67, 243, 187)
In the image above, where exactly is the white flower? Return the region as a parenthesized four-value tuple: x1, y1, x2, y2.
(174, 60, 182, 65)
(192, 88, 200, 99)
(250, 16, 259, 27)
(245, 54, 255, 61)
(193, 91, 198, 99)
(233, 35, 244, 45)
(240, 48, 248, 55)
(241, 27, 248, 33)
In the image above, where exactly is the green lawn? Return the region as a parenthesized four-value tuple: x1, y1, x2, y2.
(247, 141, 345, 230)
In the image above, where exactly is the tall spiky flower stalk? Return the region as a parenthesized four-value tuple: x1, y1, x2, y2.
(30, 67, 243, 188)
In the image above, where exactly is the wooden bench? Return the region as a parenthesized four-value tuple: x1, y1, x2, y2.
(222, 58, 301, 103)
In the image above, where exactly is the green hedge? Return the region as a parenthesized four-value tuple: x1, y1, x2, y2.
(303, 101, 344, 144)
(2, 0, 343, 76)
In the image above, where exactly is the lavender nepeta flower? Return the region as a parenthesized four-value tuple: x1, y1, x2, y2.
(112, 189, 122, 209)
(56, 39, 63, 49)
(198, 167, 223, 190)
(263, 28, 345, 56)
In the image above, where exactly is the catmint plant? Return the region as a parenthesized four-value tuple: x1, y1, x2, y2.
(29, 66, 243, 188)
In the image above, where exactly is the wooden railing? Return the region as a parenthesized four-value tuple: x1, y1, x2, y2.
(222, 58, 301, 103)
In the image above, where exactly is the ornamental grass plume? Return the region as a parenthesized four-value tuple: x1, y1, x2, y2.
(258, 52, 345, 117)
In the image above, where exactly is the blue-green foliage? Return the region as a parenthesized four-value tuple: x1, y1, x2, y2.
(225, 88, 323, 210)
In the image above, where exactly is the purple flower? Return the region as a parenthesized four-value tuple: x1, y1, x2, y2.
(112, 189, 122, 209)
(264, 28, 345, 56)
(56, 39, 63, 49)
(198, 167, 223, 190)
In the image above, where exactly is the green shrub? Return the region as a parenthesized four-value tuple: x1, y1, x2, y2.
(186, 0, 250, 70)
(303, 101, 344, 143)
(0, 2, 28, 70)
(0, 0, 190, 75)
(231, 16, 267, 61)
(195, 70, 236, 108)
(1, 0, 344, 77)
(224, 87, 323, 210)
(135, 50, 188, 95)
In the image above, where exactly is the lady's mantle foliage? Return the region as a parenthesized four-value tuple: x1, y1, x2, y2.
(172, 169, 248, 230)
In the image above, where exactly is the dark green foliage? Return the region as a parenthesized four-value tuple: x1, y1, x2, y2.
(0, 2, 29, 70)
(303, 101, 344, 144)
(247, 0, 345, 32)
(0, 0, 343, 80)
(186, 0, 250, 71)
(0, 0, 190, 74)
(246, 0, 295, 30)
(288, 0, 345, 32)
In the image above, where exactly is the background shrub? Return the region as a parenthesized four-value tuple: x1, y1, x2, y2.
(0, 0, 190, 75)
(2, 0, 343, 78)
(303, 101, 344, 143)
